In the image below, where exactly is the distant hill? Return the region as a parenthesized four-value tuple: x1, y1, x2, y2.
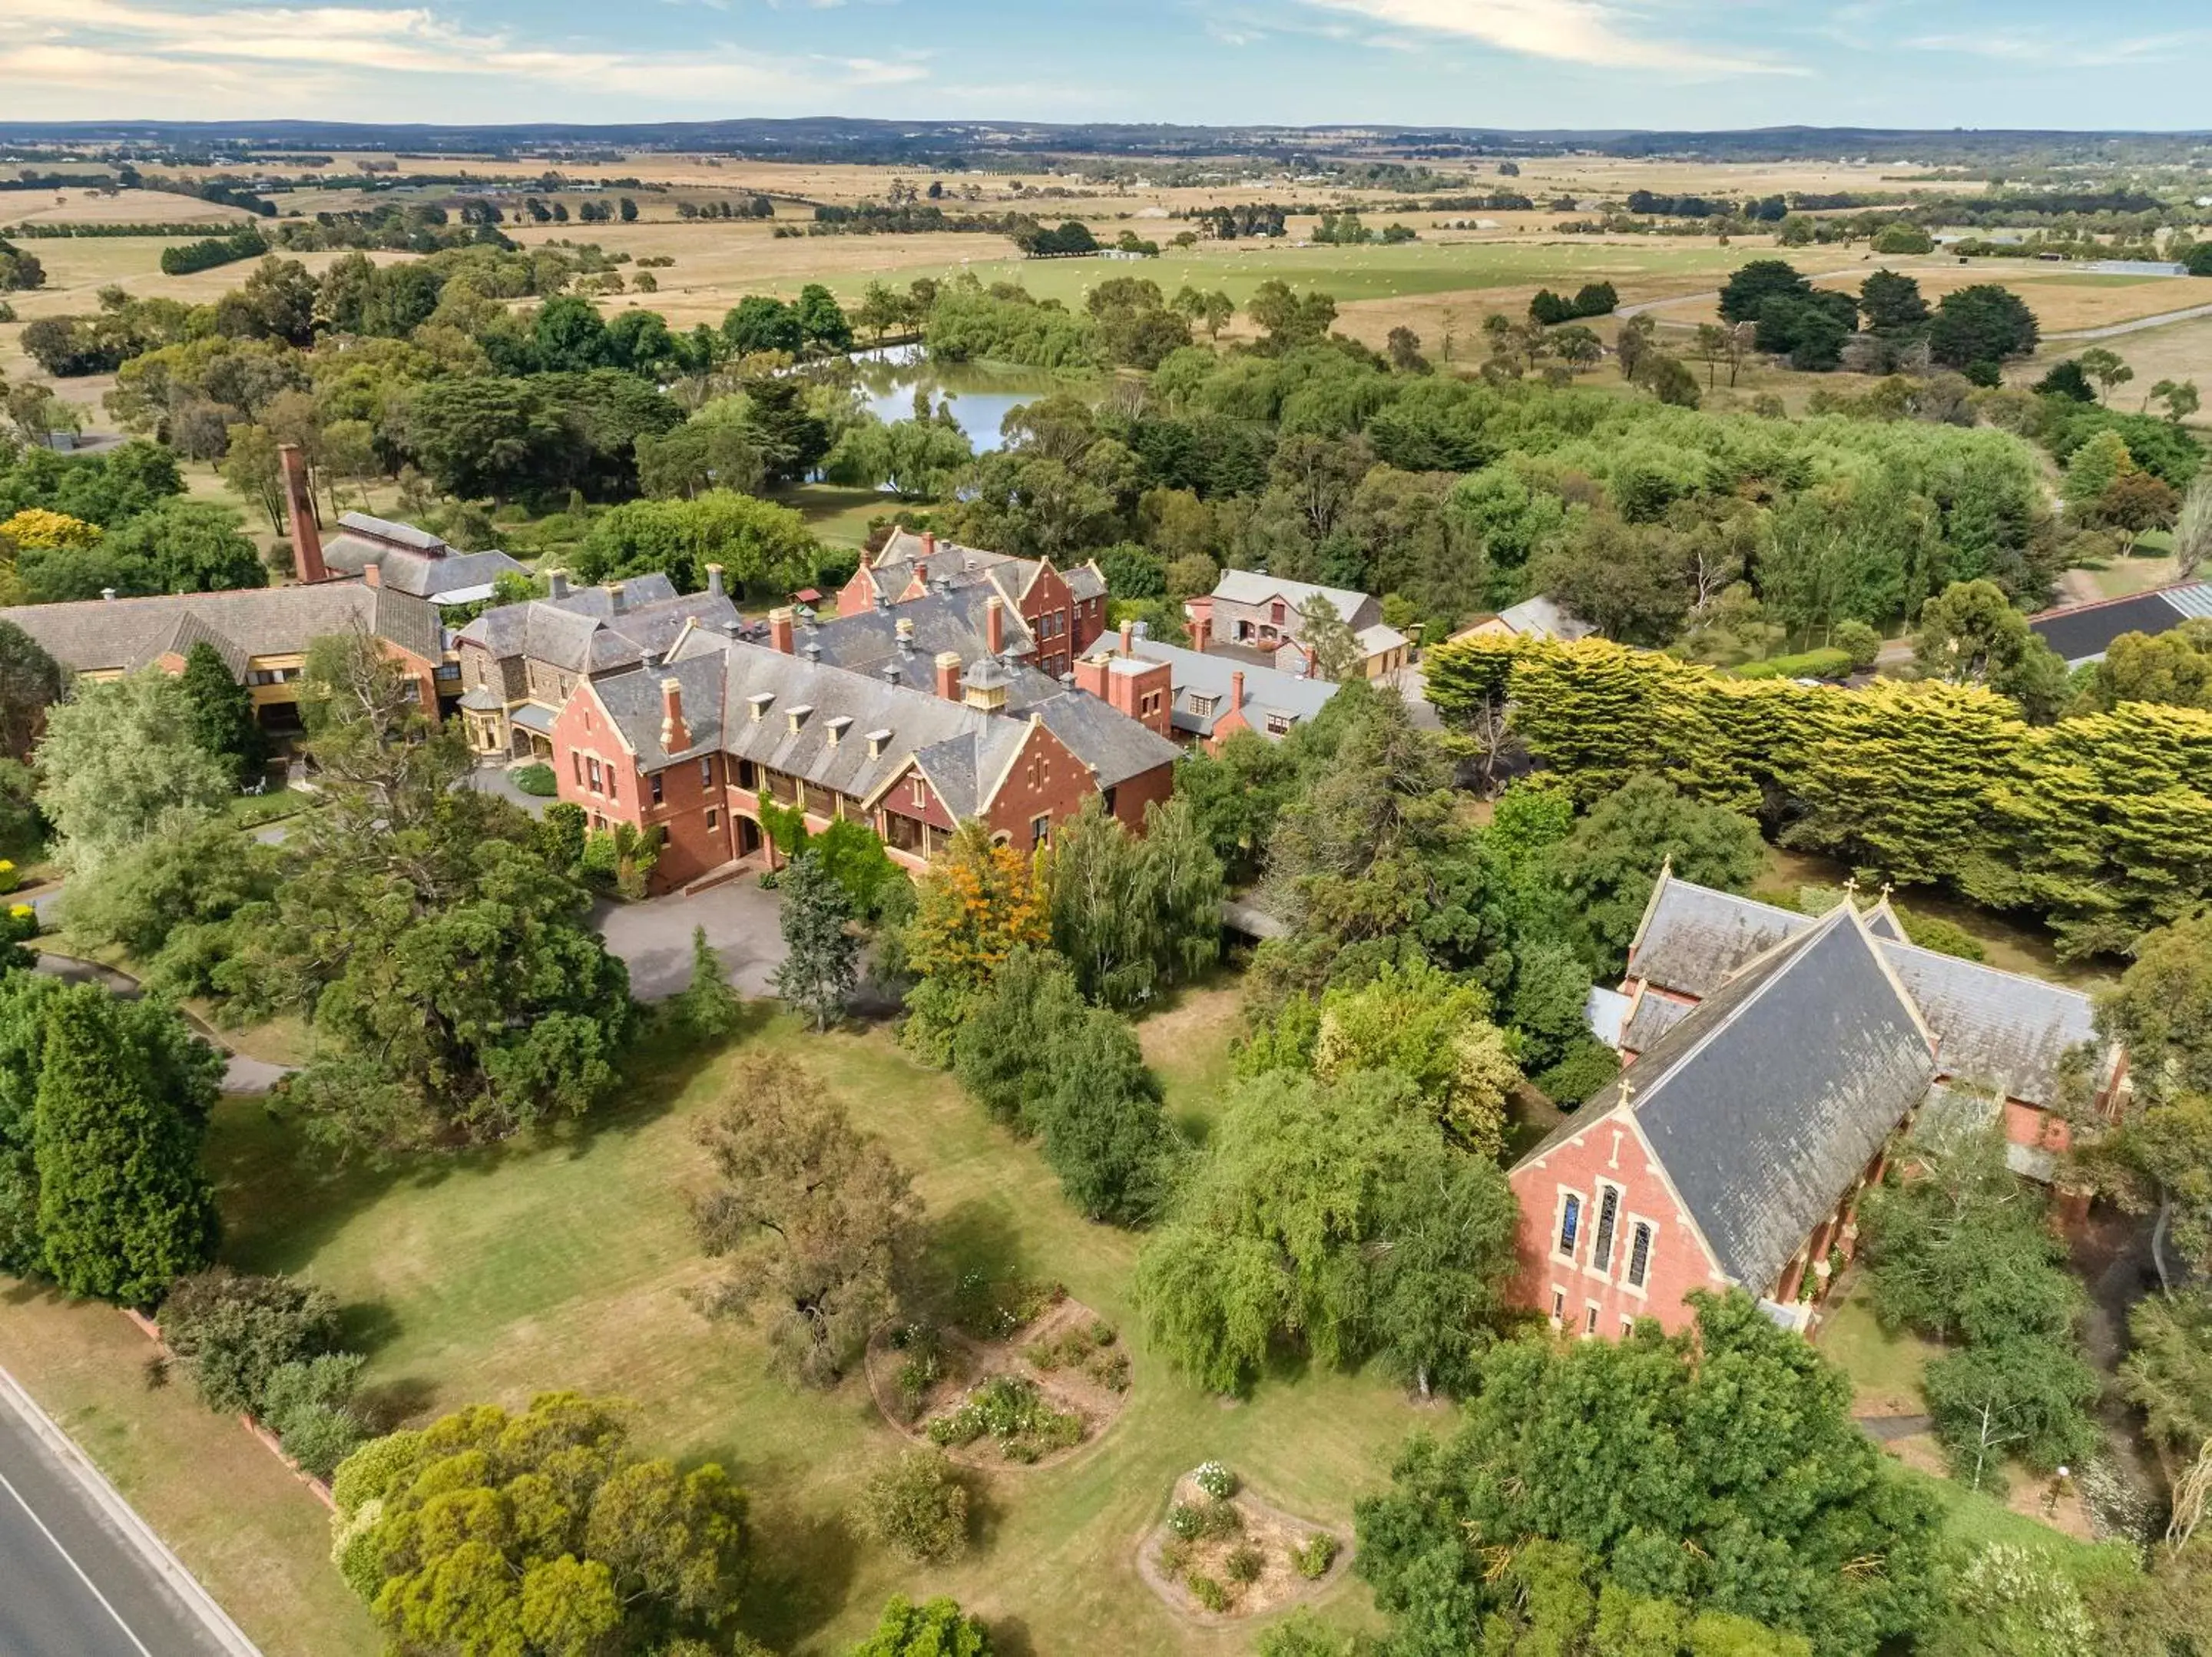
(2, 117, 2208, 169)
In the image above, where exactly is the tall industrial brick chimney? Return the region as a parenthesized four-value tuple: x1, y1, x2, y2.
(277, 443, 327, 584)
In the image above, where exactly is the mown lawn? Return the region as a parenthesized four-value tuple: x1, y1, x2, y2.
(194, 1000, 1414, 1655)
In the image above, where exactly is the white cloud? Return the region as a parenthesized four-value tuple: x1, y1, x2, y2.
(1899, 28, 2207, 68)
(1293, 0, 1802, 75)
(0, 0, 932, 117)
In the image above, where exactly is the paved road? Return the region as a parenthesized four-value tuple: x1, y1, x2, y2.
(2045, 300, 2212, 342)
(0, 1372, 254, 1656)
(592, 881, 789, 1001)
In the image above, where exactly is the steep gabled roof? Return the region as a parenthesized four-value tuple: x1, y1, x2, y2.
(2029, 583, 2212, 666)
(797, 584, 1038, 678)
(374, 548, 530, 601)
(1626, 871, 1814, 998)
(454, 575, 721, 675)
(1532, 908, 1936, 1295)
(0, 583, 440, 676)
(1210, 569, 1374, 623)
(1078, 632, 1338, 738)
(1874, 938, 2104, 1109)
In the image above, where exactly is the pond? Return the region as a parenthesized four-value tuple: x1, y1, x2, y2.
(849, 346, 1073, 453)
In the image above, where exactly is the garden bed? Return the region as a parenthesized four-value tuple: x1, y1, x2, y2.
(1136, 1467, 1351, 1625)
(864, 1286, 1131, 1470)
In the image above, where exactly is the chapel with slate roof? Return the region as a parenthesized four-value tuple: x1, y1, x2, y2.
(1515, 874, 2130, 1341)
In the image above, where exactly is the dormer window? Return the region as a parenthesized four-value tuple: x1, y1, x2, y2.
(747, 692, 775, 722)
(826, 715, 853, 746)
(866, 728, 893, 759)
(786, 703, 813, 733)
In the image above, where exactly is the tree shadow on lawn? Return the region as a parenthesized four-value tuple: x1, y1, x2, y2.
(730, 1485, 866, 1653)
(209, 1013, 767, 1278)
(917, 1196, 1040, 1315)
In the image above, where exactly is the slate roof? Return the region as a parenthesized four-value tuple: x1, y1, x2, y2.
(1495, 595, 1598, 642)
(1078, 632, 1338, 739)
(1532, 908, 1936, 1295)
(0, 583, 442, 677)
(320, 511, 451, 574)
(1210, 570, 1376, 624)
(452, 576, 723, 676)
(1621, 990, 1697, 1053)
(2029, 583, 2212, 666)
(796, 585, 1038, 679)
(1873, 938, 2102, 1109)
(1624, 877, 2109, 1113)
(337, 511, 446, 553)
(375, 548, 531, 603)
(1626, 874, 1815, 998)
(1031, 684, 1181, 788)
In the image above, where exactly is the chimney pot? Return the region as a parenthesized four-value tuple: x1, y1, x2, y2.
(768, 606, 796, 654)
(100, 587, 117, 602)
(705, 563, 725, 598)
(659, 676, 689, 752)
(548, 570, 571, 600)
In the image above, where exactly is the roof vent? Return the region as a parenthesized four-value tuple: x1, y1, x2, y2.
(825, 715, 853, 746)
(882, 664, 902, 686)
(720, 619, 740, 637)
(895, 617, 916, 643)
(747, 691, 775, 721)
(866, 727, 893, 758)
(786, 703, 813, 733)
(803, 642, 823, 663)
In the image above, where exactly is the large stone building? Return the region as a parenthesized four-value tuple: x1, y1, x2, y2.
(1184, 571, 1410, 681)
(1522, 874, 2128, 1340)
(835, 527, 1109, 679)
(452, 569, 740, 759)
(548, 619, 1181, 891)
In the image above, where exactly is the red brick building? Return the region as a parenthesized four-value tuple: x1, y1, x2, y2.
(1512, 903, 1938, 1340)
(835, 527, 1108, 676)
(1599, 870, 2127, 1182)
(550, 619, 1180, 892)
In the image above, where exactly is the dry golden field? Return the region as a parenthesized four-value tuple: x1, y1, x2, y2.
(0, 187, 254, 228)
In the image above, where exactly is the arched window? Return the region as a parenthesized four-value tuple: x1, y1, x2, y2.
(1556, 1192, 1581, 1256)
(1627, 1222, 1654, 1289)
(1591, 1187, 1621, 1273)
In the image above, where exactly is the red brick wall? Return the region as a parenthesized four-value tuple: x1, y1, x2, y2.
(550, 683, 732, 893)
(1106, 761, 1175, 832)
(836, 565, 881, 619)
(979, 719, 1101, 850)
(1021, 564, 1078, 679)
(1508, 1111, 1726, 1339)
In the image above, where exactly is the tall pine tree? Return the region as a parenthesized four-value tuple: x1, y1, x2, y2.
(774, 849, 859, 1030)
(177, 640, 266, 783)
(34, 984, 221, 1303)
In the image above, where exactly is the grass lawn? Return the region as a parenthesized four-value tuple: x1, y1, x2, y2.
(1816, 1275, 1937, 1417)
(785, 483, 895, 553)
(187, 1001, 1414, 1655)
(0, 1284, 377, 1657)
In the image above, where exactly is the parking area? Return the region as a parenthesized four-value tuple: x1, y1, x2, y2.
(590, 878, 787, 1001)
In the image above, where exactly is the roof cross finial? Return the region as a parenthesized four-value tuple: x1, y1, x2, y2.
(1879, 881, 1894, 901)
(1618, 1080, 1634, 1110)
(1843, 873, 1859, 899)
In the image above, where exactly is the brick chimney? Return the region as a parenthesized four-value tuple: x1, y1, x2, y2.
(985, 594, 1005, 654)
(277, 443, 326, 584)
(705, 563, 725, 598)
(1230, 669, 1246, 716)
(769, 606, 796, 654)
(548, 570, 570, 600)
(922, 530, 936, 559)
(934, 649, 962, 701)
(1118, 619, 1134, 656)
(1190, 612, 1210, 653)
(609, 582, 629, 616)
(362, 560, 381, 588)
(660, 677, 689, 753)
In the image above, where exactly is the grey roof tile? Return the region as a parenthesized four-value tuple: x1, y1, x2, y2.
(1628, 876, 1815, 998)
(0, 582, 439, 676)
(1875, 940, 2102, 1109)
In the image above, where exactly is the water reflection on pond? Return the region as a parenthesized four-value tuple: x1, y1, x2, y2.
(849, 346, 1078, 453)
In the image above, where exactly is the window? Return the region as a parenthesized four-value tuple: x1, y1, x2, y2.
(699, 756, 714, 789)
(1627, 1222, 1654, 1290)
(1621, 1316, 1636, 1337)
(1584, 1305, 1599, 1336)
(910, 778, 927, 808)
(651, 772, 664, 805)
(1265, 712, 1293, 737)
(1031, 813, 1051, 849)
(587, 756, 602, 794)
(1190, 694, 1217, 718)
(1591, 1186, 1621, 1274)
(571, 752, 584, 786)
(737, 759, 757, 790)
(706, 808, 720, 832)
(606, 769, 616, 803)
(1550, 1288, 1565, 1321)
(1556, 1192, 1581, 1258)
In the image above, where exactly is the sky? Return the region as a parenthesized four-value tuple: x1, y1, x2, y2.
(3, 0, 2210, 131)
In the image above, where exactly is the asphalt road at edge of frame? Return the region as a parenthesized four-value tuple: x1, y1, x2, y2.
(0, 1372, 245, 1657)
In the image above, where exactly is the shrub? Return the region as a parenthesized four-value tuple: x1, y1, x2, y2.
(1159, 1536, 1192, 1576)
(1197, 1497, 1244, 1540)
(1166, 1502, 1204, 1541)
(510, 762, 556, 796)
(1187, 1573, 1230, 1612)
(1224, 1543, 1265, 1585)
(889, 1325, 943, 1422)
(0, 860, 16, 894)
(1893, 904, 1988, 962)
(951, 1271, 1062, 1341)
(158, 1268, 343, 1417)
(1734, 647, 1854, 681)
(853, 1449, 969, 1562)
(1534, 1038, 1622, 1107)
(923, 1374, 1082, 1461)
(1834, 619, 1883, 670)
(260, 1354, 366, 1479)
(1194, 1460, 1238, 1499)
(1293, 1533, 1339, 1579)
(329, 1428, 423, 1519)
(1090, 1348, 1131, 1392)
